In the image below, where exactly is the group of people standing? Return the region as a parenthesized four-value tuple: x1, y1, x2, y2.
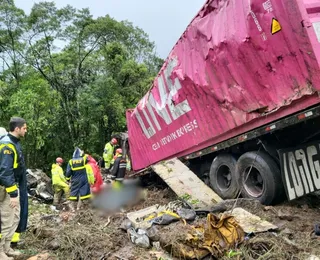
(52, 137, 127, 209)
(51, 148, 97, 210)
(0, 117, 129, 260)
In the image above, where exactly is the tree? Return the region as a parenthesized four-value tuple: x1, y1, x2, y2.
(0, 1, 162, 169)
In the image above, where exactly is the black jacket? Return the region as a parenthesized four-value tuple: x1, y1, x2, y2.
(0, 134, 28, 232)
(111, 155, 126, 181)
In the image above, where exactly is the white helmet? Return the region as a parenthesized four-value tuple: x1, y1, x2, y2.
(0, 127, 7, 137)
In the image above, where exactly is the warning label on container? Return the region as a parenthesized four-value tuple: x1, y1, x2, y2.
(271, 18, 281, 34)
(271, 18, 281, 35)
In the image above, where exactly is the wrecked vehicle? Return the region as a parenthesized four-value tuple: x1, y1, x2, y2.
(126, 0, 320, 205)
(27, 169, 54, 202)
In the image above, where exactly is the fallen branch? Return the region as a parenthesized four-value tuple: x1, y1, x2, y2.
(114, 255, 128, 260)
(104, 216, 111, 227)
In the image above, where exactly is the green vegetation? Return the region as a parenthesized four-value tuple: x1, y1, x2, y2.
(0, 0, 163, 170)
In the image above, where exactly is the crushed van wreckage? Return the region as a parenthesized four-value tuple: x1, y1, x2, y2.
(27, 169, 54, 202)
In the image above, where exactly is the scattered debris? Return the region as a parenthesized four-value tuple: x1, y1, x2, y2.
(27, 169, 54, 202)
(307, 255, 320, 260)
(27, 252, 54, 260)
(127, 204, 160, 229)
(159, 213, 244, 259)
(147, 210, 180, 225)
(120, 219, 132, 231)
(146, 226, 160, 242)
(177, 208, 196, 221)
(104, 216, 111, 227)
(127, 228, 150, 248)
(149, 250, 174, 260)
(33, 227, 58, 239)
(21, 185, 320, 259)
(277, 209, 295, 221)
(229, 207, 278, 233)
(47, 239, 60, 251)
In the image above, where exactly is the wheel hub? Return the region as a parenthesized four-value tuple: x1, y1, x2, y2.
(216, 165, 232, 191)
(243, 167, 264, 198)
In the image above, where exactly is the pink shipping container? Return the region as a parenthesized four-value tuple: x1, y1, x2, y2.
(126, 0, 320, 171)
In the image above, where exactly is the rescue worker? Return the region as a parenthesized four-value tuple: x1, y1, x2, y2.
(86, 155, 103, 194)
(51, 157, 70, 206)
(66, 148, 94, 211)
(0, 117, 28, 259)
(110, 148, 127, 184)
(110, 148, 121, 170)
(0, 128, 20, 248)
(103, 138, 118, 171)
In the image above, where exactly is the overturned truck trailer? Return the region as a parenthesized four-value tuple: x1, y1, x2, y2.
(126, 0, 320, 205)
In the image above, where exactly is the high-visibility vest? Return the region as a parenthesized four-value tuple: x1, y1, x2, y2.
(0, 138, 18, 169)
(0, 135, 19, 194)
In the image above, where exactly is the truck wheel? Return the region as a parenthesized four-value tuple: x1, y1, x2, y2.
(236, 151, 283, 205)
(209, 154, 239, 199)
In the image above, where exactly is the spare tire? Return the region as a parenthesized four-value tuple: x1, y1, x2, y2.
(209, 154, 239, 199)
(236, 151, 284, 205)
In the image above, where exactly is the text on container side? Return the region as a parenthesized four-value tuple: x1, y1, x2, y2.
(152, 119, 198, 150)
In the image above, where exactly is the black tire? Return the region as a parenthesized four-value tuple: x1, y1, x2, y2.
(236, 151, 283, 205)
(209, 154, 239, 199)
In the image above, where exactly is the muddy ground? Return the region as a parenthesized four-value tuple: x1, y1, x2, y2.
(15, 182, 320, 260)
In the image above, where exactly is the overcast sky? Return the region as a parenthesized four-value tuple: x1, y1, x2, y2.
(14, 0, 205, 58)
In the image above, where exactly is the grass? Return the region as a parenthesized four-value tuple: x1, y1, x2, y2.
(180, 193, 191, 201)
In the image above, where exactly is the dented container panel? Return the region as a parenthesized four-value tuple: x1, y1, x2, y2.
(126, 0, 320, 170)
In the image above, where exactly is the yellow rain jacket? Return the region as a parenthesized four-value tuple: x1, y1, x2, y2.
(85, 164, 95, 185)
(51, 163, 70, 204)
(103, 142, 115, 169)
(51, 163, 68, 186)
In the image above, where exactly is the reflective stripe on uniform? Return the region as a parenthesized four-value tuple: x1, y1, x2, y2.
(6, 184, 17, 193)
(11, 232, 20, 242)
(80, 194, 91, 200)
(0, 143, 18, 169)
(69, 196, 78, 200)
(70, 165, 86, 171)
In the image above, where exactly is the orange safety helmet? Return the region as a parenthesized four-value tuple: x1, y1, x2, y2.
(116, 148, 122, 154)
(111, 138, 118, 145)
(56, 157, 64, 164)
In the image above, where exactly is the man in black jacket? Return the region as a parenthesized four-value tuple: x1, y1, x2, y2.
(0, 117, 28, 259)
(110, 148, 126, 183)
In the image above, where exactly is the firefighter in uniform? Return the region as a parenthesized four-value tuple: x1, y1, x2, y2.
(103, 138, 117, 171)
(66, 148, 94, 210)
(51, 157, 70, 206)
(110, 148, 127, 185)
